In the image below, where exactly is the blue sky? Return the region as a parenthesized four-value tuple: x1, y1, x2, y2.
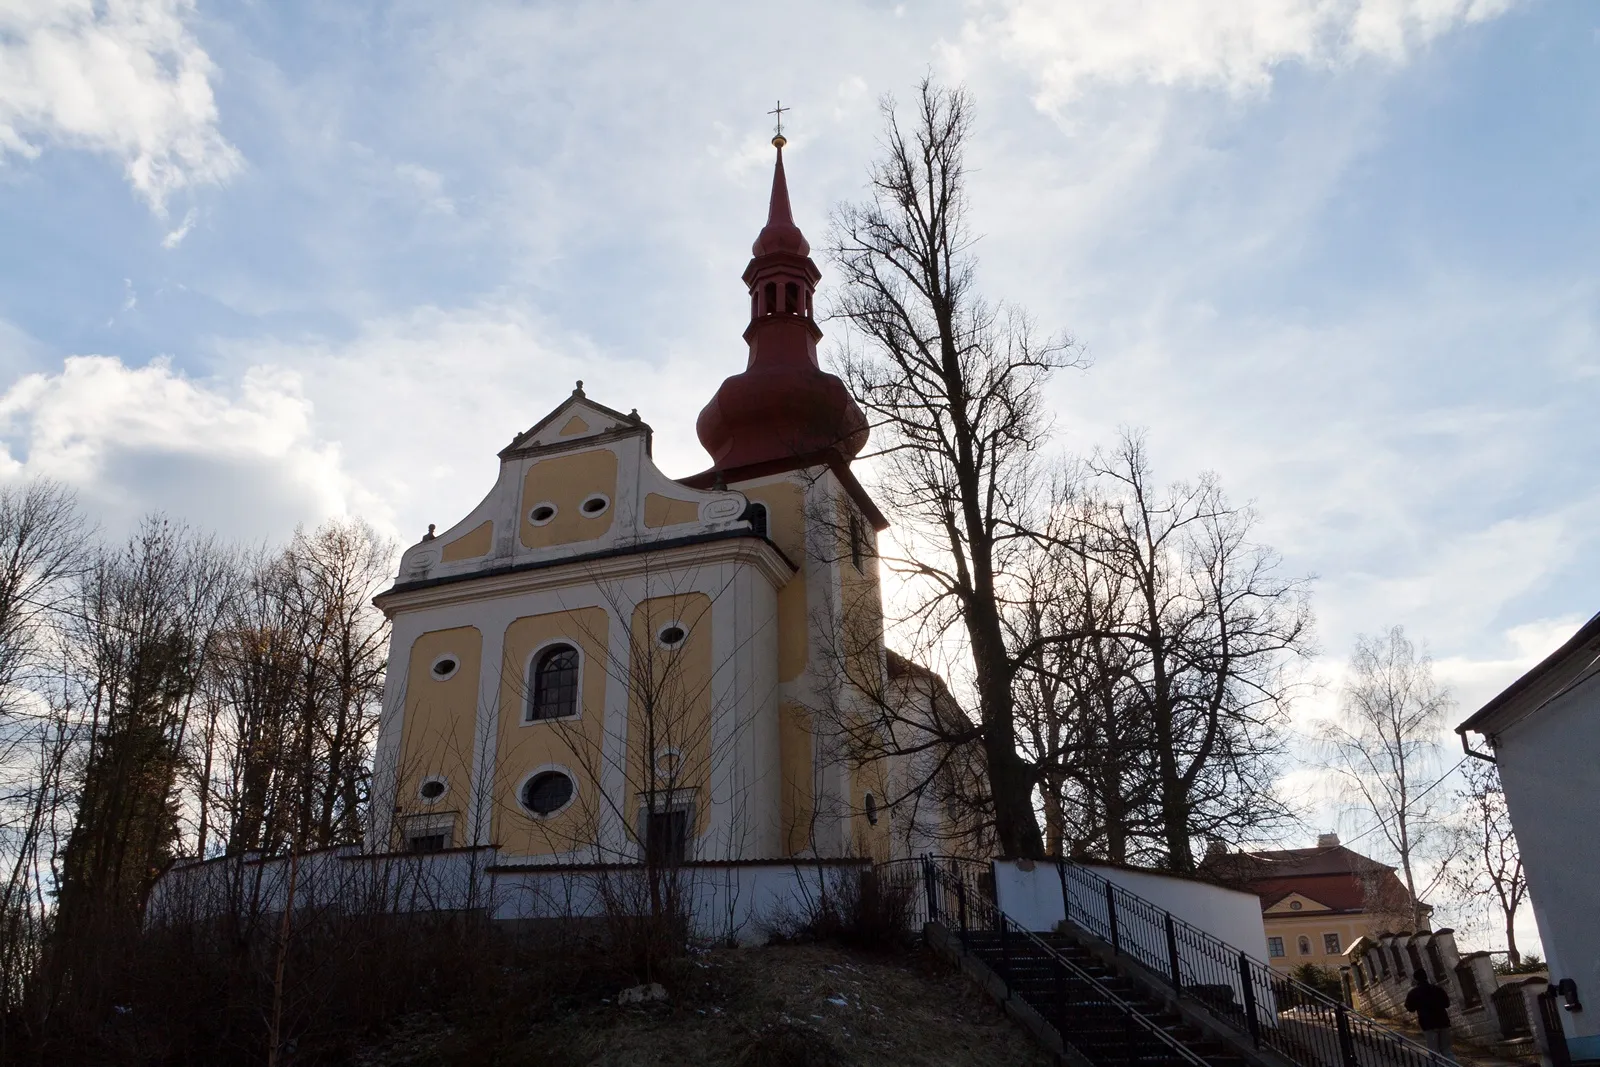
(1, 0, 1593, 944)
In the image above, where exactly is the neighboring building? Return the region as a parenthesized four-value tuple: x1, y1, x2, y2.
(1202, 834, 1429, 974)
(1457, 610, 1600, 1065)
(882, 651, 991, 860)
(368, 138, 912, 866)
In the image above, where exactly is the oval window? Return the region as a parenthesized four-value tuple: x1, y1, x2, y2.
(522, 770, 574, 816)
(529, 503, 558, 525)
(430, 655, 459, 681)
(865, 793, 879, 826)
(419, 778, 447, 801)
(580, 494, 609, 516)
(657, 624, 686, 648)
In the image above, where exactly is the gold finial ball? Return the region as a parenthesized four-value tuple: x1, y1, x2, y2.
(771, 134, 787, 149)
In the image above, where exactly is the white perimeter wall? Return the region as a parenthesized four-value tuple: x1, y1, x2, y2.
(993, 859, 1268, 959)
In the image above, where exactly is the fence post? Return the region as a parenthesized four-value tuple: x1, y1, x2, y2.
(1105, 882, 1121, 955)
(998, 917, 1010, 986)
(1239, 951, 1263, 1047)
(1334, 1003, 1359, 1067)
(957, 876, 968, 944)
(1165, 913, 1183, 992)
(922, 856, 938, 923)
(1056, 858, 1071, 927)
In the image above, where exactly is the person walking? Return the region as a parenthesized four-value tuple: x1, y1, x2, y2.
(1405, 968, 1455, 1062)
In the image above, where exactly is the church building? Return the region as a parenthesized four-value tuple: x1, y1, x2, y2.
(370, 136, 908, 868)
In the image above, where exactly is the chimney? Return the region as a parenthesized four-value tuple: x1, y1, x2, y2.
(1317, 832, 1341, 848)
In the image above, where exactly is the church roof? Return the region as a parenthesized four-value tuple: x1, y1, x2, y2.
(693, 138, 870, 486)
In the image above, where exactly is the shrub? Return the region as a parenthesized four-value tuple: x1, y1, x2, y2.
(776, 867, 917, 954)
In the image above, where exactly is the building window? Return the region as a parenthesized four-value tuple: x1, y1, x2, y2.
(764, 282, 777, 315)
(529, 644, 579, 721)
(520, 770, 575, 817)
(408, 833, 447, 853)
(1289, 900, 1303, 911)
(528, 502, 557, 526)
(1268, 937, 1285, 958)
(785, 282, 799, 314)
(1324, 933, 1342, 955)
(580, 493, 610, 516)
(1298, 936, 1312, 956)
(848, 513, 864, 571)
(418, 777, 447, 802)
(864, 793, 879, 826)
(656, 623, 687, 649)
(645, 808, 689, 865)
(429, 654, 460, 681)
(745, 502, 768, 538)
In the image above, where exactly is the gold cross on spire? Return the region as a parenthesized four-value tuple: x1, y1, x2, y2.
(768, 100, 789, 147)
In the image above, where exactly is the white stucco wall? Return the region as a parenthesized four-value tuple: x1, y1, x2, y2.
(1492, 669, 1600, 1052)
(993, 859, 1268, 960)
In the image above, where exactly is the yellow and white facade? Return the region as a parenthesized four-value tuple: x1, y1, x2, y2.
(371, 142, 898, 867)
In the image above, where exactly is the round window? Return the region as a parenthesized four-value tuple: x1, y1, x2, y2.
(1289, 900, 1302, 911)
(580, 494, 609, 516)
(657, 624, 686, 648)
(529, 503, 558, 526)
(430, 655, 460, 681)
(419, 778, 447, 801)
(521, 770, 574, 816)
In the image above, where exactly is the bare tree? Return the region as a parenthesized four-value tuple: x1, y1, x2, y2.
(1324, 625, 1452, 929)
(1448, 760, 1528, 964)
(1011, 532, 1158, 863)
(48, 518, 238, 1015)
(190, 520, 392, 859)
(829, 79, 1079, 858)
(1061, 434, 1312, 871)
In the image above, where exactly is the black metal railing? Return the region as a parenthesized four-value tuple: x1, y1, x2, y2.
(1055, 858, 1453, 1067)
(924, 858, 1212, 1067)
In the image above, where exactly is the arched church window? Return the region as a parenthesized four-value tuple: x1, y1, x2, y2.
(746, 502, 768, 538)
(785, 282, 799, 314)
(529, 644, 579, 721)
(864, 793, 879, 826)
(764, 282, 777, 316)
(805, 290, 813, 318)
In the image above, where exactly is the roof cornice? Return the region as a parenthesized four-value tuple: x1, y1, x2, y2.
(373, 530, 795, 617)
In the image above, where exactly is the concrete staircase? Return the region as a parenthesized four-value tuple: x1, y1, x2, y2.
(957, 926, 1256, 1067)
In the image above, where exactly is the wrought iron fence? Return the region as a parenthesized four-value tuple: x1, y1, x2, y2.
(1055, 858, 1454, 1067)
(924, 858, 1212, 1067)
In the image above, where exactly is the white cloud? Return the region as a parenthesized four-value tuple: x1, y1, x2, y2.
(162, 206, 198, 248)
(0, 355, 348, 541)
(0, 0, 241, 213)
(973, 0, 1518, 107)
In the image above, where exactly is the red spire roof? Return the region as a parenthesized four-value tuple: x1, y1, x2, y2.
(693, 138, 868, 477)
(752, 144, 809, 257)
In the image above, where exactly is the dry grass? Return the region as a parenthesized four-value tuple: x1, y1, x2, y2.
(351, 942, 1053, 1067)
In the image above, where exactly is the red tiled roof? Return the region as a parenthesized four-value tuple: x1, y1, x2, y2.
(1202, 844, 1422, 916)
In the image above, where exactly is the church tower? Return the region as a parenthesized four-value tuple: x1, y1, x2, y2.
(371, 134, 892, 867)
